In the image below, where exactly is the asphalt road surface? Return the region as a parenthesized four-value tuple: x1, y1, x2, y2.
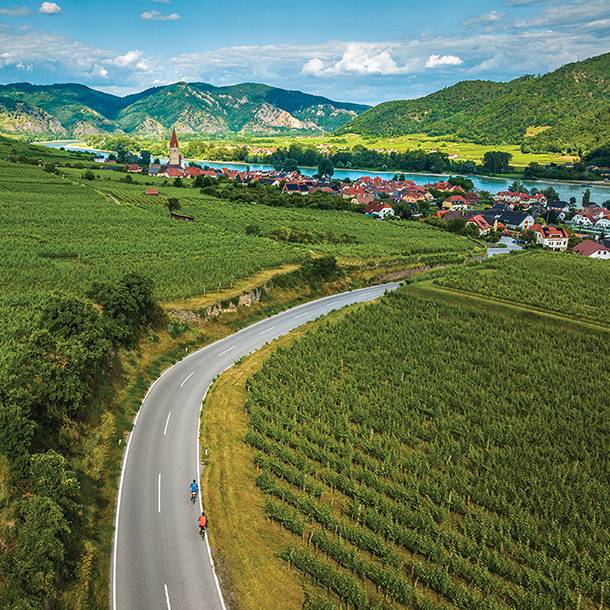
(111, 283, 399, 610)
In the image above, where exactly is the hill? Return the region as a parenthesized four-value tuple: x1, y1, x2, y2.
(0, 82, 369, 138)
(336, 52, 610, 153)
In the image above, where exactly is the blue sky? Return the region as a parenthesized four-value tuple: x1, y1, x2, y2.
(0, 0, 609, 105)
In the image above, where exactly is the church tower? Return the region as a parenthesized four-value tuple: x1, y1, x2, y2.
(168, 129, 183, 167)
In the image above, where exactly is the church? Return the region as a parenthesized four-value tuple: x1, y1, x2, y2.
(148, 129, 190, 178)
(167, 129, 186, 170)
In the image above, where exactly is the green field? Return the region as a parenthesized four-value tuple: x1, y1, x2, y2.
(243, 286, 610, 610)
(0, 161, 475, 301)
(432, 251, 610, 325)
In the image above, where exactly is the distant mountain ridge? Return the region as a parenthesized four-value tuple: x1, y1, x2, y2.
(335, 52, 610, 154)
(0, 82, 370, 137)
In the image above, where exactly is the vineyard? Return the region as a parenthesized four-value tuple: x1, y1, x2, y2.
(0, 135, 92, 165)
(244, 289, 610, 610)
(431, 252, 610, 325)
(0, 161, 475, 301)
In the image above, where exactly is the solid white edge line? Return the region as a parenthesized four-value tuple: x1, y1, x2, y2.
(180, 371, 194, 388)
(164, 583, 171, 610)
(158, 474, 161, 513)
(111, 281, 399, 609)
(163, 411, 171, 436)
(198, 387, 228, 610)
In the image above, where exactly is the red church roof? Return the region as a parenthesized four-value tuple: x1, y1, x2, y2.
(170, 129, 179, 149)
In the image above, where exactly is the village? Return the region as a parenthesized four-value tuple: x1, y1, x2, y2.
(114, 130, 610, 259)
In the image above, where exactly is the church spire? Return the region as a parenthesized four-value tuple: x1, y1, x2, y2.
(170, 129, 179, 149)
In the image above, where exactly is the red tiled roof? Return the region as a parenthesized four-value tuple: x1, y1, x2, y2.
(572, 240, 610, 256)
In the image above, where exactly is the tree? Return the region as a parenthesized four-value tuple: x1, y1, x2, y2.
(482, 151, 512, 174)
(139, 149, 152, 166)
(0, 402, 35, 479)
(83, 169, 95, 180)
(245, 224, 262, 236)
(317, 158, 334, 178)
(166, 197, 181, 216)
(173, 177, 183, 188)
(448, 218, 467, 233)
(29, 450, 79, 513)
(87, 273, 156, 345)
(582, 188, 591, 206)
(521, 229, 537, 244)
(508, 180, 528, 194)
(448, 175, 474, 192)
(417, 199, 432, 217)
(541, 186, 560, 202)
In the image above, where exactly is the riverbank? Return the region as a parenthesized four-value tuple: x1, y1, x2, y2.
(36, 140, 610, 203)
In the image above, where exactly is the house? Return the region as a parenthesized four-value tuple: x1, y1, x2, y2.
(463, 192, 479, 206)
(571, 213, 593, 226)
(466, 214, 492, 236)
(364, 201, 395, 219)
(594, 217, 610, 230)
(482, 211, 534, 231)
(94, 154, 105, 163)
(145, 189, 159, 196)
(282, 182, 310, 195)
(531, 225, 569, 251)
(442, 194, 468, 210)
(125, 164, 141, 173)
(572, 240, 610, 258)
(184, 167, 203, 178)
(164, 167, 184, 178)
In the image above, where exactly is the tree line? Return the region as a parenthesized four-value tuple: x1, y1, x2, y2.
(0, 274, 165, 608)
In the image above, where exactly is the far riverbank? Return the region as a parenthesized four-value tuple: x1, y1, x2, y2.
(37, 140, 610, 204)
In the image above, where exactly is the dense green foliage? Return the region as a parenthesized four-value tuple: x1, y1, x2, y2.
(523, 105, 610, 156)
(245, 287, 610, 610)
(337, 52, 610, 152)
(0, 278, 161, 609)
(335, 78, 530, 139)
(433, 251, 610, 324)
(0, 82, 369, 138)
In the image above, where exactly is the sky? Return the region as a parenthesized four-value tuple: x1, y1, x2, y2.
(0, 0, 609, 106)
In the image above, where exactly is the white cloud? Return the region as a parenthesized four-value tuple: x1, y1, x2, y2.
(516, 0, 610, 28)
(91, 63, 108, 78)
(38, 2, 62, 14)
(114, 50, 143, 67)
(461, 11, 505, 29)
(425, 54, 463, 68)
(302, 43, 415, 76)
(0, 5, 33, 16)
(141, 10, 180, 21)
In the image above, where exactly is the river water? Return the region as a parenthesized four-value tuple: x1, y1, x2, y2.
(38, 140, 610, 204)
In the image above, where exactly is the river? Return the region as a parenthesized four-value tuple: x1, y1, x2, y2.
(37, 140, 610, 204)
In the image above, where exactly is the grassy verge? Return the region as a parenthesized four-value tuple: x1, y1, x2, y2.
(199, 304, 368, 610)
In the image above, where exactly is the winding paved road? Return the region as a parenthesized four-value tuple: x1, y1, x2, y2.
(111, 283, 399, 610)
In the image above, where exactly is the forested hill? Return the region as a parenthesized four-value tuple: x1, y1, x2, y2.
(0, 82, 370, 138)
(335, 52, 610, 153)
